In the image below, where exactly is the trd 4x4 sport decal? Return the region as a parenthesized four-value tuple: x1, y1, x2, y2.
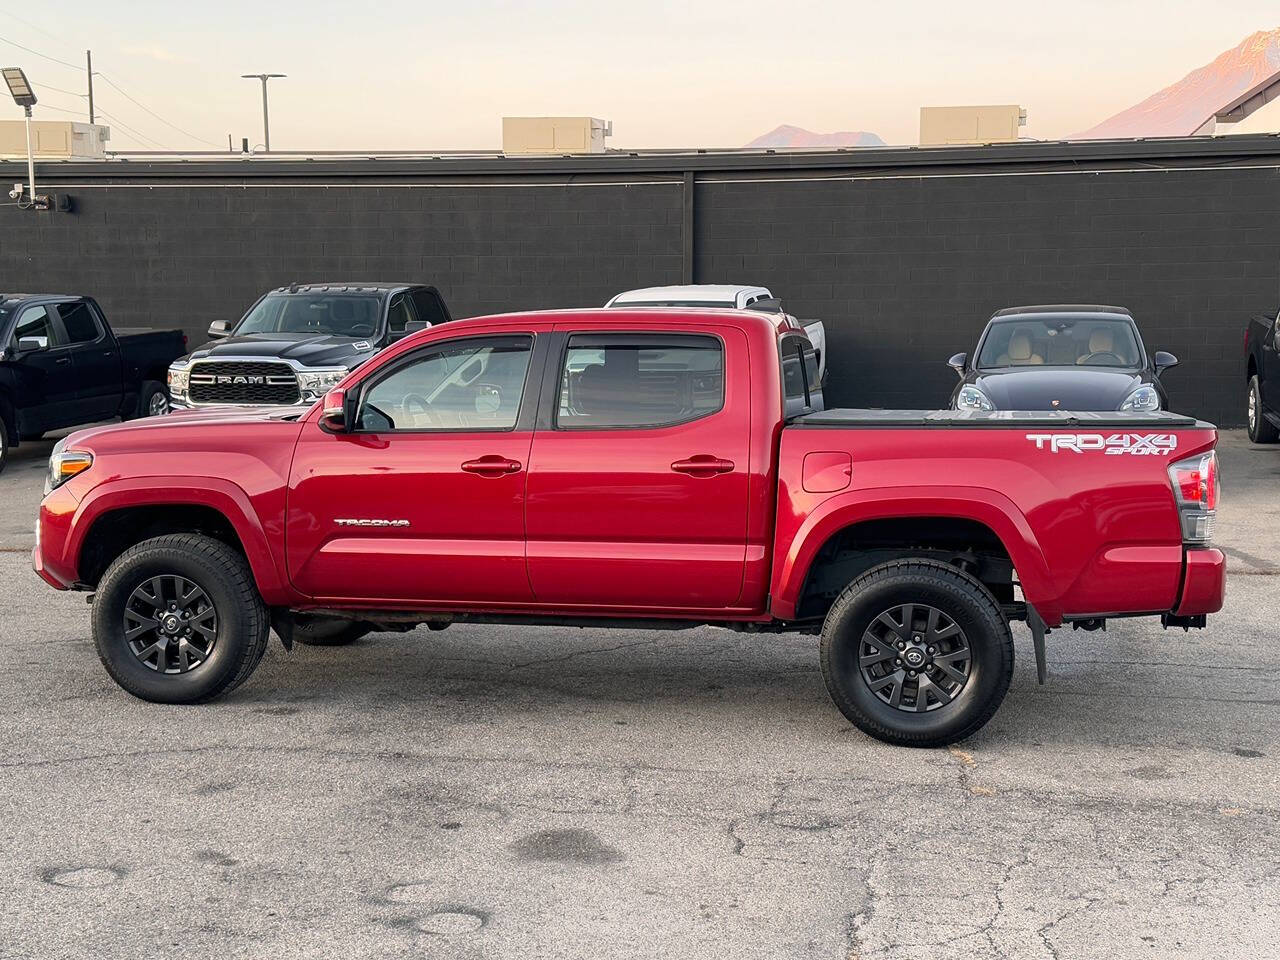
(1025, 433, 1178, 456)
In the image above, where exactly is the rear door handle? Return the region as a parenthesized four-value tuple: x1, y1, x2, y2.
(671, 456, 735, 476)
(55, 356, 72, 365)
(461, 456, 522, 476)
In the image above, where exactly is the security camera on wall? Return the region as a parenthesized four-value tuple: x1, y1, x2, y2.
(8, 183, 21, 200)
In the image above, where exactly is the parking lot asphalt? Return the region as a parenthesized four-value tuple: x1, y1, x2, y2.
(0, 429, 1277, 960)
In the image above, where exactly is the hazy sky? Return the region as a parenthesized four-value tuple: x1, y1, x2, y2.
(3, 0, 1279, 151)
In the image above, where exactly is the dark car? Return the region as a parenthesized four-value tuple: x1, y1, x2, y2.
(947, 305, 1179, 413)
(1245, 307, 1280, 443)
(0, 294, 186, 473)
(167, 283, 451, 409)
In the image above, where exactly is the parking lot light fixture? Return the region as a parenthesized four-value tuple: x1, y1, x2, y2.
(3, 67, 38, 205)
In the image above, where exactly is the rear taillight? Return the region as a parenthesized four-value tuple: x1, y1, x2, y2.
(1167, 451, 1219, 544)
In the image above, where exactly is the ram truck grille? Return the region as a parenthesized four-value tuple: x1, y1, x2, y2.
(188, 361, 300, 404)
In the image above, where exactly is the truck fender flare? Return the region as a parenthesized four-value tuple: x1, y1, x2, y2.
(66, 476, 296, 605)
(770, 486, 1060, 623)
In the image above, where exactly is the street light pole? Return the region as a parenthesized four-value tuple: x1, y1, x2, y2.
(23, 104, 35, 202)
(241, 73, 285, 152)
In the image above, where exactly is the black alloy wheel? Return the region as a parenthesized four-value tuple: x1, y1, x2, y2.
(858, 603, 972, 712)
(124, 574, 218, 674)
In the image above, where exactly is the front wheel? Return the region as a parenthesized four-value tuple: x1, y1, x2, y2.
(1247, 376, 1278, 443)
(820, 559, 1013, 747)
(92, 534, 270, 703)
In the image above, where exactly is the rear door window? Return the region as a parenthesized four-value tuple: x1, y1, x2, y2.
(556, 334, 724, 429)
(55, 301, 102, 344)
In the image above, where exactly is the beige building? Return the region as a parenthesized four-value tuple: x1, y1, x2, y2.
(502, 117, 612, 155)
(920, 105, 1026, 146)
(0, 120, 110, 159)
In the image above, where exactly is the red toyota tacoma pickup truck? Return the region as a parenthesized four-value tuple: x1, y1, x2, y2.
(33, 309, 1225, 746)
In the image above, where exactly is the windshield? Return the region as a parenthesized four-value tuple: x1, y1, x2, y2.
(235, 293, 383, 338)
(977, 318, 1142, 369)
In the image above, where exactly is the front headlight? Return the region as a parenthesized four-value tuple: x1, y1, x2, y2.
(46, 438, 93, 494)
(167, 364, 189, 400)
(297, 368, 350, 402)
(956, 384, 995, 411)
(1119, 384, 1160, 412)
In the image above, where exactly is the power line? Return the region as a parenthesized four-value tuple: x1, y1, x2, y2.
(0, 8, 79, 54)
(0, 31, 220, 148)
(36, 81, 87, 99)
(0, 33, 81, 71)
(94, 72, 220, 147)
(93, 105, 171, 149)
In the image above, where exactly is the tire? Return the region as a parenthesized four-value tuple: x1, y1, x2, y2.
(92, 534, 270, 703)
(820, 559, 1014, 747)
(292, 616, 371, 646)
(20, 431, 44, 441)
(0, 416, 8, 477)
(1247, 375, 1278, 444)
(137, 381, 170, 419)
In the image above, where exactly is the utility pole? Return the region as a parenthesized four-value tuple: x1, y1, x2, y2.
(85, 50, 94, 123)
(241, 73, 285, 151)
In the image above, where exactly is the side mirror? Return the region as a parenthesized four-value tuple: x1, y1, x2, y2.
(206, 319, 233, 340)
(319, 387, 349, 432)
(1153, 351, 1178, 375)
(948, 352, 967, 376)
(17, 335, 49, 353)
(405, 320, 429, 334)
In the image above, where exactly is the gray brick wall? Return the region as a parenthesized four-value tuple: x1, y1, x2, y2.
(3, 146, 1277, 426)
(697, 168, 1280, 425)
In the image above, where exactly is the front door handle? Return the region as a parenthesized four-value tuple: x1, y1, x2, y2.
(55, 356, 72, 366)
(671, 455, 735, 477)
(461, 455, 522, 476)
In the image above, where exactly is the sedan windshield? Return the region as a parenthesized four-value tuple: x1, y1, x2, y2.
(977, 318, 1141, 369)
(235, 293, 383, 338)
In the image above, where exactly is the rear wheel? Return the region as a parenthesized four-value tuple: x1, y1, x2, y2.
(92, 534, 269, 703)
(820, 559, 1013, 747)
(1247, 376, 1278, 443)
(0, 417, 8, 476)
(293, 616, 371, 647)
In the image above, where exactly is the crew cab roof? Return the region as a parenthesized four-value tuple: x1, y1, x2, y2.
(438, 306, 803, 335)
(991, 304, 1133, 320)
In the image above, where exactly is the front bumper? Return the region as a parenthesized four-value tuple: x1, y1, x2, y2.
(1175, 547, 1226, 617)
(32, 486, 80, 591)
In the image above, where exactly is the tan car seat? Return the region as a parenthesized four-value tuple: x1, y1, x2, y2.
(997, 331, 1044, 366)
(1077, 328, 1114, 363)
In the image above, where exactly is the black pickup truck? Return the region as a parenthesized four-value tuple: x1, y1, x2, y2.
(167, 283, 452, 409)
(0, 294, 186, 473)
(1246, 308, 1280, 443)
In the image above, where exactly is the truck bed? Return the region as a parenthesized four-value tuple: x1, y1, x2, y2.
(793, 408, 1205, 428)
(773, 408, 1218, 626)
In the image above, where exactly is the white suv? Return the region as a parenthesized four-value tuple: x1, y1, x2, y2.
(605, 284, 827, 382)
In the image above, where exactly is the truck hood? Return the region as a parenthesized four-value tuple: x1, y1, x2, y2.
(64, 404, 306, 448)
(179, 332, 377, 368)
(972, 367, 1144, 411)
